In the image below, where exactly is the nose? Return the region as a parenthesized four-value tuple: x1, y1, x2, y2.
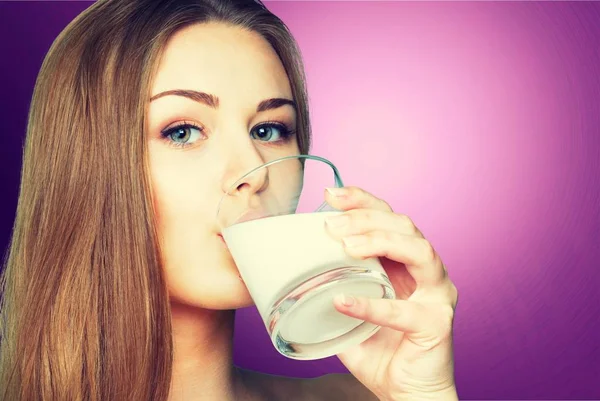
(221, 144, 269, 198)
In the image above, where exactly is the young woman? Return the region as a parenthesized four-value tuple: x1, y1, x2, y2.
(0, 1, 459, 400)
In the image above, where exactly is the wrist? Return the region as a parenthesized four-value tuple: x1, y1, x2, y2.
(380, 385, 458, 401)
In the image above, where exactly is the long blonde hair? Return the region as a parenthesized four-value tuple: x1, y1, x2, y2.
(0, 1, 311, 399)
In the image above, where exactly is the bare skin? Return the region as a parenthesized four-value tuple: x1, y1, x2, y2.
(167, 306, 376, 401)
(151, 20, 458, 401)
(148, 22, 376, 401)
(237, 365, 379, 401)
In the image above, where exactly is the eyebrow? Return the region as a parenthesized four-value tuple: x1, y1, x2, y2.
(149, 89, 296, 112)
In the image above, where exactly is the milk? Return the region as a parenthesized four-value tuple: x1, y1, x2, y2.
(222, 211, 388, 346)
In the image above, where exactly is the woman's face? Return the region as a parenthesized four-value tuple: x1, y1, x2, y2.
(147, 22, 301, 309)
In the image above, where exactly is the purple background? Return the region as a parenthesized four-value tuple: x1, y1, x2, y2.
(1, 1, 599, 399)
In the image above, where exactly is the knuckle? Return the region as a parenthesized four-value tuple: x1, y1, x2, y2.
(417, 237, 437, 261)
(362, 231, 375, 242)
(438, 304, 455, 339)
(399, 213, 413, 224)
(373, 231, 394, 254)
(450, 282, 459, 308)
(397, 213, 416, 231)
(346, 186, 362, 197)
(380, 230, 394, 242)
(361, 298, 376, 315)
(410, 224, 421, 236)
(346, 208, 369, 221)
(340, 212, 356, 230)
(380, 198, 393, 212)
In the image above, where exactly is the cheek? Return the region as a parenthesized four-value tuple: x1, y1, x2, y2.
(148, 152, 218, 241)
(151, 169, 219, 286)
(152, 174, 214, 233)
(150, 145, 207, 210)
(282, 166, 304, 208)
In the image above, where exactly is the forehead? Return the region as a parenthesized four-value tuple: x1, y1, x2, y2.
(151, 22, 292, 105)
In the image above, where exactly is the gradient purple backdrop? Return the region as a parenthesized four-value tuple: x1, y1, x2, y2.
(1, 1, 599, 399)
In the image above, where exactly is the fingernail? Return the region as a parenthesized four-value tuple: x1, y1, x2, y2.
(336, 294, 355, 307)
(325, 214, 348, 228)
(326, 187, 347, 197)
(342, 235, 367, 247)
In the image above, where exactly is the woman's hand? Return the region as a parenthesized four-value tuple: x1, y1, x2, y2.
(324, 186, 459, 401)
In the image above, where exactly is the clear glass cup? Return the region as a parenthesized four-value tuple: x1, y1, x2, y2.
(216, 155, 395, 360)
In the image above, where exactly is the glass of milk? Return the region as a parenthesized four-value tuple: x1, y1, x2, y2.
(217, 155, 395, 360)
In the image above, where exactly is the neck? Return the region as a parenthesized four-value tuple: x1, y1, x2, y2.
(167, 302, 247, 401)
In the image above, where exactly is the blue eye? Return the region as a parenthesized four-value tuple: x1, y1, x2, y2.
(250, 122, 295, 143)
(161, 123, 205, 148)
(160, 121, 295, 149)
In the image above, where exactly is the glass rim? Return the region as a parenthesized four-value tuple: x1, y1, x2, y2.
(216, 154, 344, 220)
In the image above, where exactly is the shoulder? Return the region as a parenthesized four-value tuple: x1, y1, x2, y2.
(238, 368, 378, 401)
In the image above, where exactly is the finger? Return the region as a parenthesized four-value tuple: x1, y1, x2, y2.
(324, 208, 424, 240)
(341, 231, 447, 286)
(333, 295, 428, 334)
(324, 186, 393, 213)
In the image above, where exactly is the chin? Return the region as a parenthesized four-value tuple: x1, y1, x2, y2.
(167, 269, 255, 311)
(202, 277, 255, 310)
(164, 237, 258, 310)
